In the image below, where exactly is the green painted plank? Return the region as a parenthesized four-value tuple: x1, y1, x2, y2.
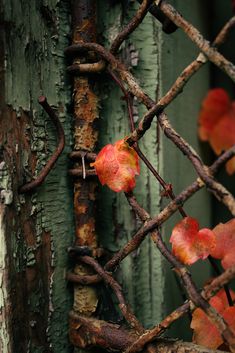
(97, 0, 212, 339)
(3, 1, 73, 351)
(161, 0, 212, 339)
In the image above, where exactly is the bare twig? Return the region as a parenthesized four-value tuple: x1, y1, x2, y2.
(65, 9, 235, 352)
(132, 200, 235, 348)
(105, 143, 235, 271)
(125, 265, 235, 353)
(126, 16, 235, 146)
(108, 69, 186, 218)
(158, 112, 235, 216)
(110, 0, 154, 54)
(158, 1, 235, 82)
(80, 255, 144, 333)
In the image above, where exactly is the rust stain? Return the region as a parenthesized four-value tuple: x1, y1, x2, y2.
(74, 78, 98, 121)
(73, 284, 98, 316)
(75, 218, 97, 248)
(74, 124, 98, 151)
(69, 0, 100, 345)
(76, 204, 88, 215)
(73, 77, 99, 151)
(73, 19, 96, 43)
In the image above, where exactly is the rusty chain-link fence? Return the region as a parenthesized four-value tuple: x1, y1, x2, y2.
(63, 1, 235, 352)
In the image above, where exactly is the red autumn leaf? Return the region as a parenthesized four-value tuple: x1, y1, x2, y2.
(210, 218, 235, 270)
(91, 139, 140, 193)
(232, 0, 235, 13)
(169, 217, 216, 265)
(198, 88, 235, 175)
(191, 289, 235, 349)
(198, 88, 231, 141)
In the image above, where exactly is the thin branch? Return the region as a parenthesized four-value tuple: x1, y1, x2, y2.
(124, 192, 235, 352)
(110, 0, 154, 54)
(80, 255, 144, 333)
(136, 0, 178, 34)
(69, 311, 229, 353)
(108, 69, 187, 218)
(158, 112, 235, 216)
(158, 1, 235, 82)
(208, 256, 233, 307)
(211, 145, 235, 175)
(105, 144, 235, 271)
(125, 265, 235, 353)
(126, 16, 235, 146)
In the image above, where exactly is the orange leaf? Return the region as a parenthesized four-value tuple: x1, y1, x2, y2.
(198, 89, 235, 174)
(169, 217, 216, 265)
(210, 218, 235, 269)
(198, 88, 231, 141)
(191, 289, 235, 349)
(91, 139, 140, 193)
(209, 109, 235, 156)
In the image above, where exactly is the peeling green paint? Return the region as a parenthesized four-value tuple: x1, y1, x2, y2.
(0, 204, 11, 353)
(160, 0, 212, 340)
(3, 0, 73, 352)
(1, 0, 213, 350)
(97, 0, 212, 337)
(97, 1, 163, 328)
(0, 161, 13, 205)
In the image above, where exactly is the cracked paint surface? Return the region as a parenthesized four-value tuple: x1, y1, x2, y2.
(1, 0, 73, 352)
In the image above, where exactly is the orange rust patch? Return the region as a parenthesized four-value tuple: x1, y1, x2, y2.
(88, 182, 97, 201)
(75, 218, 97, 248)
(74, 124, 98, 151)
(74, 282, 98, 316)
(73, 19, 96, 43)
(76, 204, 88, 215)
(74, 78, 98, 123)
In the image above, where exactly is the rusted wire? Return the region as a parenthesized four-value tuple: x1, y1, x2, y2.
(125, 15, 235, 146)
(80, 255, 144, 333)
(67, 60, 106, 74)
(158, 1, 235, 82)
(19, 96, 65, 194)
(110, 0, 154, 54)
(104, 143, 235, 271)
(125, 265, 235, 353)
(65, 2, 235, 352)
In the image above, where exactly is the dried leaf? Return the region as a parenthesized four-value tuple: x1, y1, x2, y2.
(198, 88, 235, 174)
(210, 218, 235, 269)
(191, 289, 235, 349)
(170, 217, 216, 265)
(91, 139, 140, 193)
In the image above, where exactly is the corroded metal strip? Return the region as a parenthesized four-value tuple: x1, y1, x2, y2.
(69, 0, 99, 323)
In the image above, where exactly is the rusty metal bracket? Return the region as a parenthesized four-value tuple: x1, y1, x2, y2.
(68, 150, 97, 179)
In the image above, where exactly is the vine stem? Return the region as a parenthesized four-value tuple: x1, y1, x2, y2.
(108, 67, 233, 309)
(108, 68, 186, 218)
